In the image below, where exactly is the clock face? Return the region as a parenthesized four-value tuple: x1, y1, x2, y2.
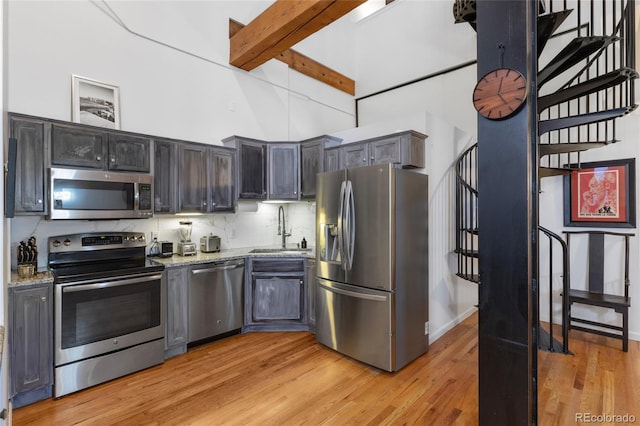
(473, 68, 527, 119)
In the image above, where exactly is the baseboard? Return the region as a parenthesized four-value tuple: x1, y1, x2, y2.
(429, 306, 478, 345)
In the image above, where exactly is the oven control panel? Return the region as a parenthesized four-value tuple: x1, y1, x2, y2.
(49, 232, 147, 252)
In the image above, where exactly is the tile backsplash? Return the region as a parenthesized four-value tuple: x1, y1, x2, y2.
(10, 202, 316, 270)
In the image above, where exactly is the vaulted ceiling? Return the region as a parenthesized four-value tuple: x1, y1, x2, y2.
(229, 0, 366, 95)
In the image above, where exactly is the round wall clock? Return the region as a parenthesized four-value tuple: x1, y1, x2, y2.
(472, 68, 528, 119)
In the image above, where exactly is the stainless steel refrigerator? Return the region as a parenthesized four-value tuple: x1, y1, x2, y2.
(315, 163, 429, 372)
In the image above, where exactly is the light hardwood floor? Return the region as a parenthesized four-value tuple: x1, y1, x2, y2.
(12, 313, 640, 425)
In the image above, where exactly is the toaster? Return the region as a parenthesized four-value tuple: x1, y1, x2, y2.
(200, 235, 221, 253)
(160, 241, 174, 257)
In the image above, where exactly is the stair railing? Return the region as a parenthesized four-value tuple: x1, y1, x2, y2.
(538, 225, 570, 353)
(455, 142, 478, 283)
(540, 0, 636, 171)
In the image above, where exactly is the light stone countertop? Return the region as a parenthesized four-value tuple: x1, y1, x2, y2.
(7, 246, 315, 287)
(151, 246, 315, 268)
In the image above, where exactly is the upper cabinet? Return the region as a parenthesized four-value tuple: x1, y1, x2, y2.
(223, 136, 267, 200)
(174, 143, 236, 214)
(107, 133, 151, 172)
(51, 123, 150, 172)
(153, 139, 178, 214)
(210, 148, 236, 212)
(325, 131, 427, 171)
(268, 144, 299, 200)
(8, 114, 47, 214)
(299, 135, 341, 199)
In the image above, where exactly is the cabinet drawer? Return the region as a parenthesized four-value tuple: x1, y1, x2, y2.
(251, 259, 305, 273)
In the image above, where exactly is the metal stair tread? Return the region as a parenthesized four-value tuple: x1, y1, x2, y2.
(537, 9, 573, 57)
(538, 67, 639, 112)
(539, 167, 576, 178)
(538, 36, 620, 87)
(538, 106, 632, 135)
(456, 273, 480, 283)
(454, 248, 479, 258)
(538, 141, 612, 156)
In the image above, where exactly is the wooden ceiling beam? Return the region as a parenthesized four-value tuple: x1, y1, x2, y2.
(229, 0, 365, 72)
(230, 19, 355, 96)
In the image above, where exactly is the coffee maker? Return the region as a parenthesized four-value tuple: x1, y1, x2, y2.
(176, 220, 197, 256)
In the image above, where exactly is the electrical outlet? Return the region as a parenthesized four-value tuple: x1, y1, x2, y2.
(150, 232, 158, 241)
(424, 321, 430, 335)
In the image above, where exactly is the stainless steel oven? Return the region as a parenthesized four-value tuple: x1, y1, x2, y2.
(49, 232, 165, 397)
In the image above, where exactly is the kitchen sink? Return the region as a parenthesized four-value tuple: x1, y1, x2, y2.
(249, 248, 311, 253)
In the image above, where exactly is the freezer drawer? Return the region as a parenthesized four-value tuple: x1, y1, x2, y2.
(315, 278, 394, 371)
(188, 259, 244, 343)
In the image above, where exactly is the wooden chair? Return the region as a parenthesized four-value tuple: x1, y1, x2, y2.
(563, 231, 633, 352)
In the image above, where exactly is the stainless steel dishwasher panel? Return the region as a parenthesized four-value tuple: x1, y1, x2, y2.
(189, 259, 245, 343)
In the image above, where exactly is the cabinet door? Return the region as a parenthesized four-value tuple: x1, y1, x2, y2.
(237, 141, 266, 199)
(10, 285, 52, 397)
(51, 124, 107, 169)
(179, 144, 208, 212)
(300, 141, 323, 199)
(305, 259, 317, 328)
(252, 274, 304, 321)
(154, 140, 178, 213)
(370, 138, 402, 165)
(342, 143, 369, 169)
(9, 116, 46, 214)
(268, 144, 299, 200)
(165, 267, 189, 349)
(324, 148, 341, 172)
(210, 148, 235, 212)
(108, 133, 151, 172)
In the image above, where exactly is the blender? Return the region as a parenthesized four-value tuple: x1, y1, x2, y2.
(177, 220, 197, 256)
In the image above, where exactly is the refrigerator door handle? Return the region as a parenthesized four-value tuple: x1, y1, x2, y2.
(337, 180, 347, 270)
(345, 180, 356, 270)
(318, 281, 388, 302)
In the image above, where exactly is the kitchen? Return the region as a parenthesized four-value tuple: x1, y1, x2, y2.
(3, 0, 638, 425)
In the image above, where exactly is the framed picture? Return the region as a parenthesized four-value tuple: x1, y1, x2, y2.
(72, 75, 120, 129)
(563, 158, 636, 228)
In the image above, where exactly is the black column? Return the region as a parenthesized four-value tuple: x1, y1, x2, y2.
(476, 1, 538, 425)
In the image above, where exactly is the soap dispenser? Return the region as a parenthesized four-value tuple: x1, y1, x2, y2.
(301, 237, 307, 249)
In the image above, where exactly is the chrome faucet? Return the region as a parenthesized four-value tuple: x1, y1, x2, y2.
(277, 205, 291, 248)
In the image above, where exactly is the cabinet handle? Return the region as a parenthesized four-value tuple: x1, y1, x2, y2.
(40, 296, 47, 302)
(96, 155, 102, 161)
(371, 156, 374, 160)
(362, 158, 366, 162)
(110, 156, 116, 163)
(37, 199, 42, 204)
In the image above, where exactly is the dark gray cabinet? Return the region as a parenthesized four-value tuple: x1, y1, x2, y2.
(325, 131, 427, 171)
(300, 135, 341, 199)
(268, 144, 299, 200)
(107, 133, 151, 172)
(305, 259, 317, 331)
(165, 267, 189, 358)
(51, 123, 151, 172)
(342, 143, 369, 169)
(8, 115, 47, 214)
(210, 148, 235, 212)
(9, 284, 53, 408)
(179, 144, 208, 212)
(223, 136, 267, 200)
(324, 147, 341, 172)
(178, 144, 236, 213)
(153, 139, 178, 213)
(51, 123, 108, 169)
(245, 258, 306, 331)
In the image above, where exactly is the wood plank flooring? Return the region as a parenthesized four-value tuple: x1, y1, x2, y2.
(13, 313, 640, 425)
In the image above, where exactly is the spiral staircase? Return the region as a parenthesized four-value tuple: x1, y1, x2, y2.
(453, 0, 637, 353)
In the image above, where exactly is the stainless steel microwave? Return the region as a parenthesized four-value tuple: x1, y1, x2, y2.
(48, 168, 153, 220)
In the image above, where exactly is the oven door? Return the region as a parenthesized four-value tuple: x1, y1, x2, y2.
(55, 272, 164, 366)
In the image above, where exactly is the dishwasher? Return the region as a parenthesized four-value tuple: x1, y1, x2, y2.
(188, 259, 245, 344)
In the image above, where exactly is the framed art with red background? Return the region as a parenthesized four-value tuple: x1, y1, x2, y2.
(563, 158, 636, 228)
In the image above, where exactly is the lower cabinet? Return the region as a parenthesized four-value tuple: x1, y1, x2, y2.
(245, 258, 307, 331)
(9, 284, 53, 408)
(305, 259, 317, 332)
(164, 266, 189, 358)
